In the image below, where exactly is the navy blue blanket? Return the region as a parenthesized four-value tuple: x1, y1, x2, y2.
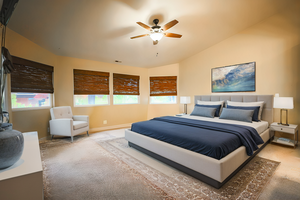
(131, 116, 264, 160)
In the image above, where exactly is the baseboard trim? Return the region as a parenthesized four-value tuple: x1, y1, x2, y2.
(89, 123, 131, 133)
(39, 123, 131, 141)
(39, 135, 52, 141)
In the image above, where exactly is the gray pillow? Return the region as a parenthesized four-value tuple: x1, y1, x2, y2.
(219, 108, 254, 123)
(190, 107, 217, 118)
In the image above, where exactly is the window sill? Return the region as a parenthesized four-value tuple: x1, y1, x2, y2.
(74, 104, 110, 107)
(113, 103, 140, 105)
(150, 103, 177, 105)
(12, 106, 52, 112)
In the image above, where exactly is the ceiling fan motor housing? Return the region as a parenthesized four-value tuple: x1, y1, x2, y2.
(153, 19, 159, 25)
(152, 19, 161, 29)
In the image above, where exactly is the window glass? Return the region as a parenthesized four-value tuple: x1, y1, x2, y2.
(150, 96, 177, 104)
(113, 95, 139, 104)
(11, 93, 51, 109)
(74, 95, 109, 106)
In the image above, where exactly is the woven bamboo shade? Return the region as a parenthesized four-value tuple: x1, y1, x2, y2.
(150, 76, 177, 96)
(11, 56, 54, 93)
(113, 73, 140, 95)
(74, 69, 109, 95)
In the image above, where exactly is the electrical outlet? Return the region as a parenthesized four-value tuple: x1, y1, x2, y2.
(47, 127, 50, 133)
(103, 120, 107, 124)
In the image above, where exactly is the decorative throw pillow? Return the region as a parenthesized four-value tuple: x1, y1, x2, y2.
(195, 104, 222, 117)
(190, 107, 217, 118)
(227, 105, 260, 122)
(227, 101, 264, 120)
(197, 100, 225, 114)
(219, 108, 254, 123)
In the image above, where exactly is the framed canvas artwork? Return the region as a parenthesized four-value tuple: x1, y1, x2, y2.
(211, 62, 255, 93)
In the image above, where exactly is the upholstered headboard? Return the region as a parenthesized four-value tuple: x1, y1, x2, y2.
(194, 95, 273, 126)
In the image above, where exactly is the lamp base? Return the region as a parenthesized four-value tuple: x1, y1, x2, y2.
(279, 109, 289, 126)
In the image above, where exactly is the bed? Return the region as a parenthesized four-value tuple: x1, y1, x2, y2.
(125, 95, 273, 188)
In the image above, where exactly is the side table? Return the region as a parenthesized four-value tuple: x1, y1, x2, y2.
(270, 122, 298, 148)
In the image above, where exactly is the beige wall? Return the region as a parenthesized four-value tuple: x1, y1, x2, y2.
(147, 64, 180, 119)
(6, 28, 150, 139)
(179, 5, 300, 139)
(6, 28, 57, 139)
(55, 56, 148, 132)
(6, 27, 179, 139)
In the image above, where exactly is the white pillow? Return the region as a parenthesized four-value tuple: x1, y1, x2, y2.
(197, 100, 224, 113)
(227, 101, 264, 120)
(197, 100, 224, 105)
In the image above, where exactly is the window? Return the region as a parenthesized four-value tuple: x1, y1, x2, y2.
(11, 56, 54, 110)
(74, 95, 109, 106)
(113, 95, 139, 104)
(150, 76, 177, 104)
(113, 73, 140, 104)
(150, 96, 177, 104)
(11, 93, 51, 109)
(74, 69, 109, 106)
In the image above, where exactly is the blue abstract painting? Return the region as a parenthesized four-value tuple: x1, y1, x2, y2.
(212, 62, 255, 92)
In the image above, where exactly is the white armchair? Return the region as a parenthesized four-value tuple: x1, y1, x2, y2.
(49, 106, 89, 142)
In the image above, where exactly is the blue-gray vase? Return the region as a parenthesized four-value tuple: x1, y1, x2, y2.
(0, 127, 24, 170)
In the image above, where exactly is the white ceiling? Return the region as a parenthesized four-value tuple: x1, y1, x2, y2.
(7, 0, 293, 68)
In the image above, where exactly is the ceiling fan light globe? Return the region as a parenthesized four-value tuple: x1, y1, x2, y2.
(150, 32, 164, 41)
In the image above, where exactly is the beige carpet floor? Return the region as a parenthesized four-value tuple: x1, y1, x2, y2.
(40, 131, 281, 200)
(41, 137, 169, 200)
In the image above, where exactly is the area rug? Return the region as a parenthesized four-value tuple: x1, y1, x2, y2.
(40, 136, 280, 200)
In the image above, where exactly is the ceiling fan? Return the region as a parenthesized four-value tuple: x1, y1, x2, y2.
(130, 19, 182, 45)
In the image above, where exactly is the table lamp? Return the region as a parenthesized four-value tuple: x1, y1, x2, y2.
(180, 96, 191, 114)
(273, 93, 294, 126)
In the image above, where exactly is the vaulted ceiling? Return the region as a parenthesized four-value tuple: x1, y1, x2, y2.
(7, 0, 293, 68)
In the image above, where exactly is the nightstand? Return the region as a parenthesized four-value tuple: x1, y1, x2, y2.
(175, 113, 187, 116)
(270, 122, 298, 148)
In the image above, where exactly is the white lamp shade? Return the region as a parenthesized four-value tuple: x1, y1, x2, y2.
(180, 96, 191, 104)
(273, 97, 294, 109)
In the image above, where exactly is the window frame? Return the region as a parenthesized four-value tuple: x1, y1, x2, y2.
(73, 94, 110, 107)
(11, 93, 53, 111)
(113, 95, 140, 105)
(149, 96, 177, 104)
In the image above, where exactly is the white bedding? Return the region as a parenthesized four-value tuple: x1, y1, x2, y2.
(179, 115, 269, 135)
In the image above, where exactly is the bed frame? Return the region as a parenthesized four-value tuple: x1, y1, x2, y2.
(125, 95, 273, 189)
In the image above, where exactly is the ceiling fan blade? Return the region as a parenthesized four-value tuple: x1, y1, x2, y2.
(164, 33, 182, 38)
(153, 40, 158, 45)
(163, 20, 178, 31)
(136, 22, 151, 30)
(130, 34, 149, 39)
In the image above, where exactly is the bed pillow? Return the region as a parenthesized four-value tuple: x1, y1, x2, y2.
(219, 108, 254, 123)
(195, 104, 222, 117)
(227, 101, 264, 120)
(227, 105, 260, 122)
(190, 107, 217, 118)
(197, 100, 224, 115)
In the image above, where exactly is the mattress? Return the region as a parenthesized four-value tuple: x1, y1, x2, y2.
(180, 115, 269, 134)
